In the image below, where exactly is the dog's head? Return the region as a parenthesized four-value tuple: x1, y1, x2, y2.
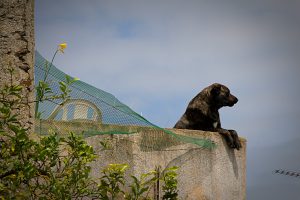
(208, 83, 238, 108)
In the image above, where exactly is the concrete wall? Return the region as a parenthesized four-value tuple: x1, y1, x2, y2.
(35, 120, 246, 199)
(85, 128, 246, 200)
(0, 0, 35, 132)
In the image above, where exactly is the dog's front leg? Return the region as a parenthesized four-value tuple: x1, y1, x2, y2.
(228, 130, 242, 150)
(216, 128, 235, 149)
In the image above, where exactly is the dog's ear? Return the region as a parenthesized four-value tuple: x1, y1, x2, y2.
(211, 84, 221, 96)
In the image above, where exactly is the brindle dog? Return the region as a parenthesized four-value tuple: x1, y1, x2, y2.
(174, 83, 242, 150)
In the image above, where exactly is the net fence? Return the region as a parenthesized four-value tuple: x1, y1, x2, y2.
(34, 51, 215, 151)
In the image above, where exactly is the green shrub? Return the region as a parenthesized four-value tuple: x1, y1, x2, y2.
(0, 46, 179, 199)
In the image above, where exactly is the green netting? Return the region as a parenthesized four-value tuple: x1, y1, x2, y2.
(34, 51, 215, 150)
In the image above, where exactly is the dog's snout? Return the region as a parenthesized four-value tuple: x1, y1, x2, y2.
(228, 95, 238, 107)
(233, 96, 238, 104)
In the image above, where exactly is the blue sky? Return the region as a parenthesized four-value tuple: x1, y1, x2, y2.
(35, 0, 300, 199)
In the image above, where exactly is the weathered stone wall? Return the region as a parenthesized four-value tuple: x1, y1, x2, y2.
(36, 120, 246, 199)
(85, 128, 246, 200)
(0, 0, 35, 131)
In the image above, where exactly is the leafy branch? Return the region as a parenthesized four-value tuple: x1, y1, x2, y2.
(1, 44, 180, 199)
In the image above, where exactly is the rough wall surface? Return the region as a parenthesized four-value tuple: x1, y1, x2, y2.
(85, 129, 246, 200)
(0, 0, 35, 131)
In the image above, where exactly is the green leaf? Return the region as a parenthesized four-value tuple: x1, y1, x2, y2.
(166, 166, 179, 171)
(65, 75, 72, 84)
(72, 77, 80, 82)
(139, 187, 149, 195)
(13, 85, 23, 91)
(59, 81, 67, 92)
(11, 143, 15, 152)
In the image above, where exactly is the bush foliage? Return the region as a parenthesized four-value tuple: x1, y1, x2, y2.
(0, 65, 178, 199)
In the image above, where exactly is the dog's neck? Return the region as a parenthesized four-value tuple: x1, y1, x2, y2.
(203, 96, 221, 111)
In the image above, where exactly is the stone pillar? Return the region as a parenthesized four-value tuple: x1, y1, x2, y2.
(0, 0, 35, 131)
